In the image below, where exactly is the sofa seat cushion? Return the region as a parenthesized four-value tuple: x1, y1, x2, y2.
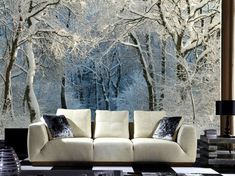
(132, 138, 192, 162)
(37, 138, 93, 161)
(94, 138, 133, 162)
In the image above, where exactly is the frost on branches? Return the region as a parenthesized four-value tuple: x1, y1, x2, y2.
(0, 0, 221, 137)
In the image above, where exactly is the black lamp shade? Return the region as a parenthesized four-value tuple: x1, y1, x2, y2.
(216, 100, 235, 115)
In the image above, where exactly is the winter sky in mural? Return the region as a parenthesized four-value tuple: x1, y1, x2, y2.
(0, 0, 221, 136)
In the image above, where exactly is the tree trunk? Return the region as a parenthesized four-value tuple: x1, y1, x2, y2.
(24, 41, 40, 122)
(23, 5, 40, 122)
(2, 56, 15, 116)
(159, 40, 166, 110)
(129, 32, 155, 111)
(189, 85, 196, 121)
(146, 33, 157, 110)
(100, 77, 110, 110)
(95, 71, 99, 109)
(60, 74, 67, 108)
(173, 32, 188, 101)
(59, 7, 71, 109)
(113, 57, 121, 100)
(1, 26, 21, 116)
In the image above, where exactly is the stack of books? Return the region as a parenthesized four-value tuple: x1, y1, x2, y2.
(204, 129, 217, 138)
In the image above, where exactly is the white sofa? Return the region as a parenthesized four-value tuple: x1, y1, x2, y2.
(28, 109, 197, 165)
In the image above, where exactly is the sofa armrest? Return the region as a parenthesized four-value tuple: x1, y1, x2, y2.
(28, 122, 49, 161)
(177, 125, 197, 161)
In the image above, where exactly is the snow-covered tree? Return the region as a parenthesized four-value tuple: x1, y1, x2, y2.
(118, 0, 220, 120)
(0, 0, 221, 137)
(0, 0, 85, 121)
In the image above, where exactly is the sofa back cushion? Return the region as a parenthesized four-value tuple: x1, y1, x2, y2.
(94, 110, 129, 138)
(134, 111, 166, 138)
(56, 109, 91, 138)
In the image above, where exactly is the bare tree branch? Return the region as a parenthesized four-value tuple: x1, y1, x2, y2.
(119, 41, 138, 47)
(26, 0, 60, 19)
(14, 63, 28, 73)
(0, 72, 5, 82)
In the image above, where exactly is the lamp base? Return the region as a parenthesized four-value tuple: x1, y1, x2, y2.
(224, 122, 232, 138)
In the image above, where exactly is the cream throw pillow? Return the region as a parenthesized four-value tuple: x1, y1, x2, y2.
(94, 110, 129, 138)
(134, 111, 166, 138)
(56, 108, 91, 137)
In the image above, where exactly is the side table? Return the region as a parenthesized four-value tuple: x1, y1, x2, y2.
(200, 135, 235, 166)
(0, 139, 4, 147)
(4, 128, 28, 160)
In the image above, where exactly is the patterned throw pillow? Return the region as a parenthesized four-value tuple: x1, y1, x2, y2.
(42, 114, 73, 139)
(152, 116, 183, 141)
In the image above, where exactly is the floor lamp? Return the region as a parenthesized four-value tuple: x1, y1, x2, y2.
(216, 100, 235, 137)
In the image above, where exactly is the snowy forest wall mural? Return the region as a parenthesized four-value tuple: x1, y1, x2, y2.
(0, 0, 221, 137)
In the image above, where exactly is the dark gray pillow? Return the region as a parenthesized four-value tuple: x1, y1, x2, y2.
(42, 114, 73, 139)
(152, 116, 183, 141)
